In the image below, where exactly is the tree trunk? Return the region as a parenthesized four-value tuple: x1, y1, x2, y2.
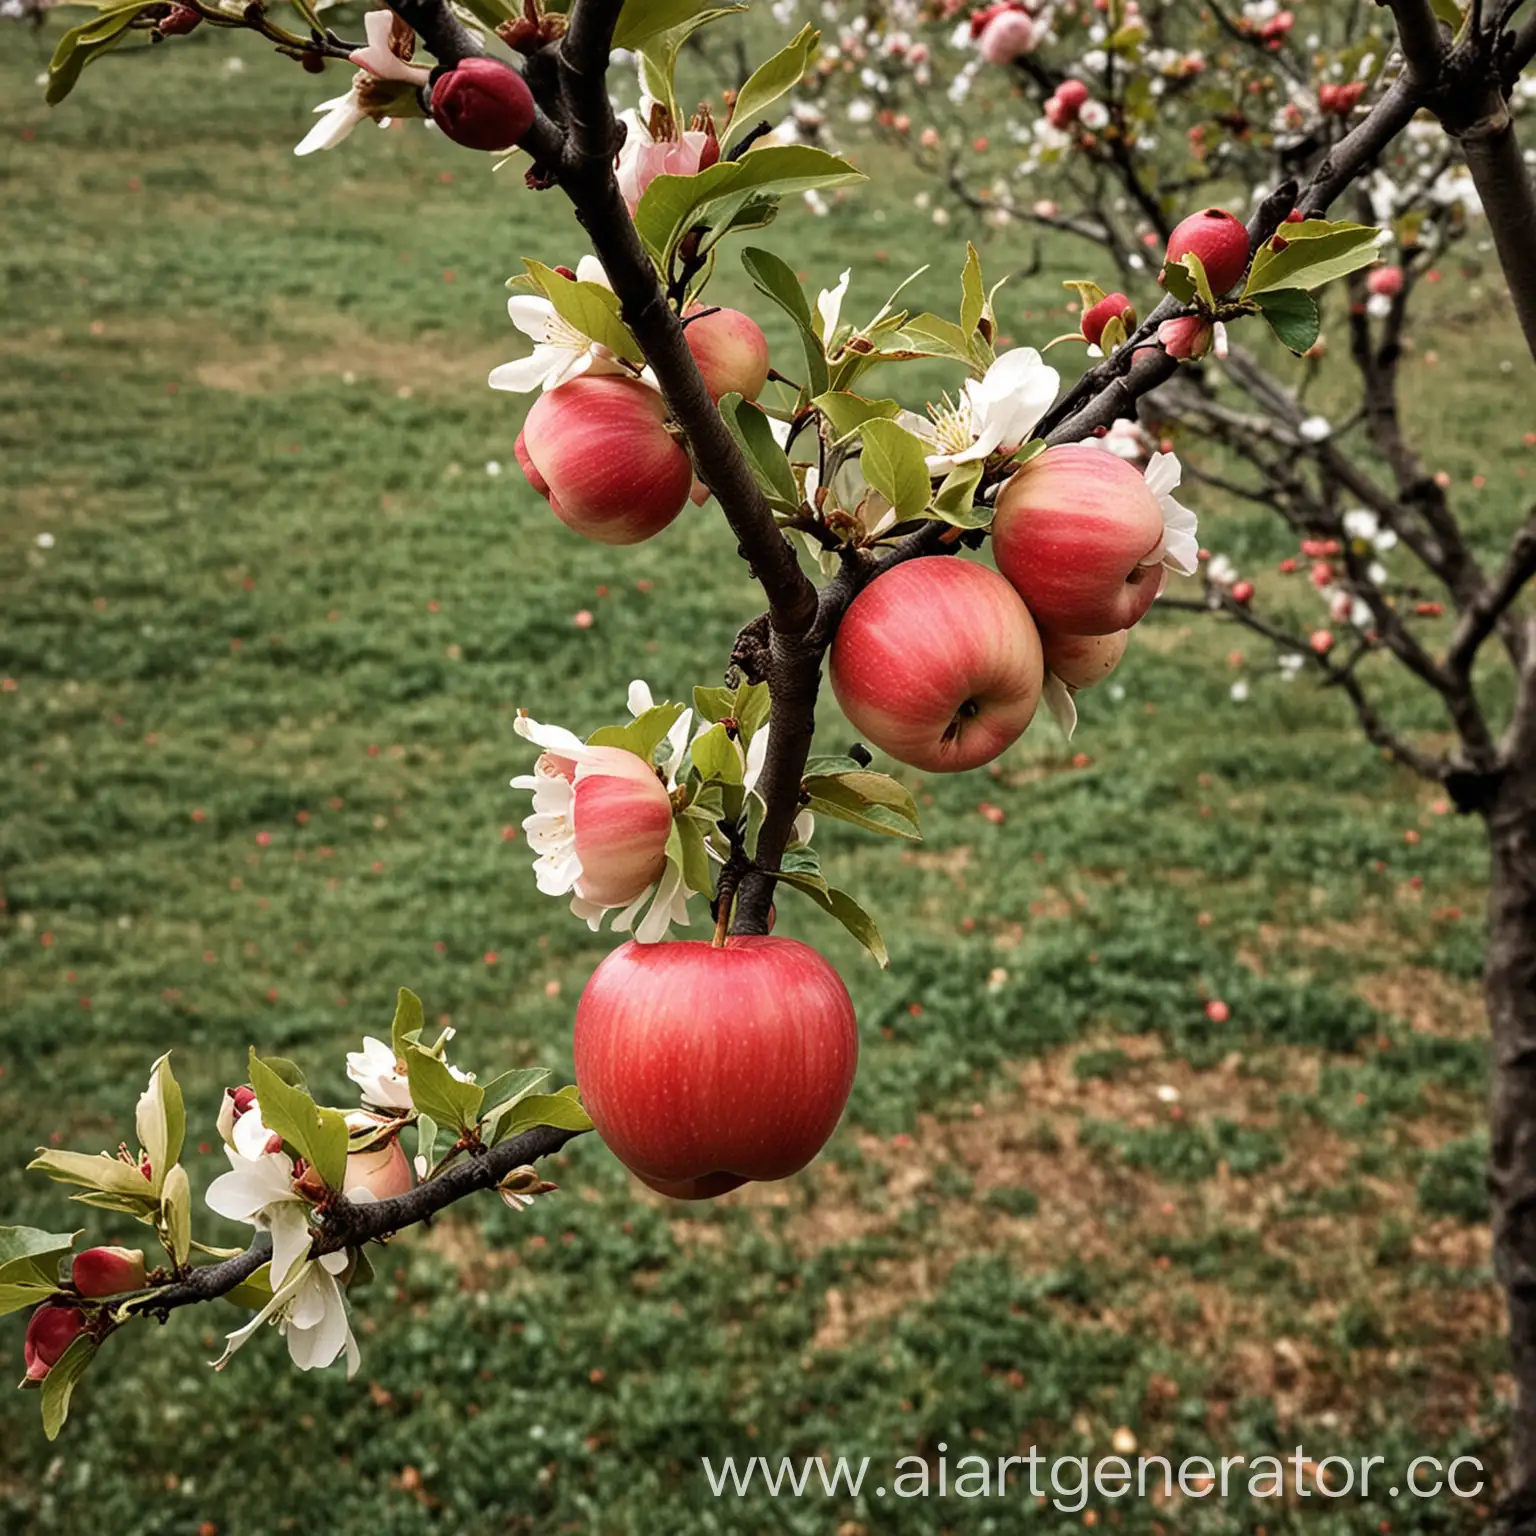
(1488, 652, 1536, 1530)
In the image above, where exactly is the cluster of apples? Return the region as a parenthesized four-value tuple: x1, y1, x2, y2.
(515, 308, 770, 544)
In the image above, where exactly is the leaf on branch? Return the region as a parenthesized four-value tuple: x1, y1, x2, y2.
(403, 1046, 485, 1138)
(491, 1086, 594, 1143)
(248, 1052, 349, 1193)
(689, 721, 745, 786)
(802, 770, 922, 840)
(479, 1070, 553, 1145)
(524, 261, 645, 365)
(742, 247, 829, 398)
(391, 987, 425, 1060)
(637, 7, 747, 120)
(636, 148, 863, 267)
(223, 1262, 274, 1314)
(614, 0, 734, 50)
(960, 244, 987, 339)
(0, 1226, 76, 1315)
(927, 460, 988, 528)
(588, 701, 687, 763)
(718, 392, 800, 508)
(1242, 220, 1384, 297)
(27, 1150, 158, 1213)
(40, 1333, 97, 1442)
(897, 313, 974, 364)
(776, 856, 890, 967)
(859, 419, 934, 521)
(47, 3, 151, 107)
(135, 1053, 184, 1199)
(160, 1164, 192, 1269)
(1252, 289, 1321, 354)
(725, 24, 819, 150)
(666, 814, 714, 897)
(1163, 252, 1216, 312)
(811, 391, 901, 444)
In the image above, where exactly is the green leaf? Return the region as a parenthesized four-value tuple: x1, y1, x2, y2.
(692, 686, 736, 724)
(636, 147, 863, 266)
(637, 7, 746, 119)
(47, 3, 148, 107)
(859, 419, 933, 521)
(811, 391, 901, 444)
(928, 460, 988, 528)
(28, 1150, 157, 1208)
(725, 24, 819, 150)
(959, 243, 986, 338)
(736, 680, 770, 742)
(479, 1071, 553, 1142)
(414, 1113, 440, 1172)
(495, 1088, 595, 1142)
(1252, 288, 1321, 354)
(524, 261, 644, 365)
(135, 1053, 184, 1196)
(404, 1046, 485, 1137)
(1243, 220, 1384, 297)
(160, 1164, 192, 1269)
(248, 1052, 349, 1193)
(784, 881, 890, 968)
(803, 770, 922, 840)
(742, 246, 829, 397)
(587, 701, 686, 763)
(668, 815, 714, 896)
(41, 1332, 97, 1440)
(718, 393, 799, 507)
(688, 721, 745, 786)
(257, 1056, 307, 1090)
(1063, 279, 1109, 315)
(0, 1281, 60, 1318)
(775, 846, 830, 896)
(1429, 0, 1463, 28)
(223, 1262, 273, 1313)
(0, 1227, 78, 1287)
(898, 313, 973, 363)
(391, 988, 425, 1059)
(614, 0, 715, 50)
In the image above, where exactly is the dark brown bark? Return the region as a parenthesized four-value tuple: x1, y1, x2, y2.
(1490, 630, 1536, 1530)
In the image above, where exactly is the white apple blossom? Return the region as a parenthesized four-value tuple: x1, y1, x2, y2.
(346, 1036, 414, 1111)
(1079, 99, 1110, 131)
(901, 348, 1060, 475)
(294, 12, 427, 158)
(214, 1250, 359, 1377)
(488, 257, 644, 394)
(1343, 508, 1399, 553)
(205, 1139, 315, 1292)
(816, 268, 852, 344)
(1139, 452, 1201, 577)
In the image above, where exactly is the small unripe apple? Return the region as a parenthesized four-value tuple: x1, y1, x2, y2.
(72, 1246, 147, 1298)
(1367, 265, 1404, 298)
(1039, 628, 1128, 689)
(992, 445, 1167, 635)
(516, 376, 693, 545)
(830, 557, 1044, 773)
(1056, 79, 1090, 113)
(24, 1303, 86, 1381)
(1164, 207, 1250, 295)
(978, 9, 1038, 63)
(574, 937, 858, 1200)
(430, 58, 536, 153)
(157, 4, 201, 34)
(345, 1133, 415, 1202)
(1231, 579, 1255, 606)
(1081, 291, 1136, 348)
(682, 306, 771, 402)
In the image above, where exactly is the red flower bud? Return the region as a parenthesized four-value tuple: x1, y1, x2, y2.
(1081, 291, 1136, 348)
(73, 1246, 147, 1299)
(24, 1303, 85, 1381)
(158, 4, 202, 35)
(430, 58, 536, 153)
(1231, 580, 1255, 606)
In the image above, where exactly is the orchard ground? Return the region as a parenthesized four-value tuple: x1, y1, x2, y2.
(3, 15, 1534, 1535)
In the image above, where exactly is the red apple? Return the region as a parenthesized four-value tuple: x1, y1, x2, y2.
(829, 557, 1044, 773)
(516, 376, 693, 545)
(992, 445, 1166, 634)
(683, 306, 771, 402)
(345, 1132, 415, 1202)
(978, 9, 1039, 63)
(1164, 207, 1250, 295)
(1367, 265, 1404, 298)
(1040, 628, 1128, 689)
(573, 937, 858, 1200)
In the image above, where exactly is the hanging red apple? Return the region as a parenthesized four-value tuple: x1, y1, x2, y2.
(830, 556, 1044, 773)
(573, 937, 858, 1200)
(1164, 207, 1251, 295)
(516, 376, 693, 544)
(682, 306, 771, 401)
(992, 445, 1169, 635)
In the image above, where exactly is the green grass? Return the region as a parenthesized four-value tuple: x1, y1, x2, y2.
(1, 11, 1533, 1532)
